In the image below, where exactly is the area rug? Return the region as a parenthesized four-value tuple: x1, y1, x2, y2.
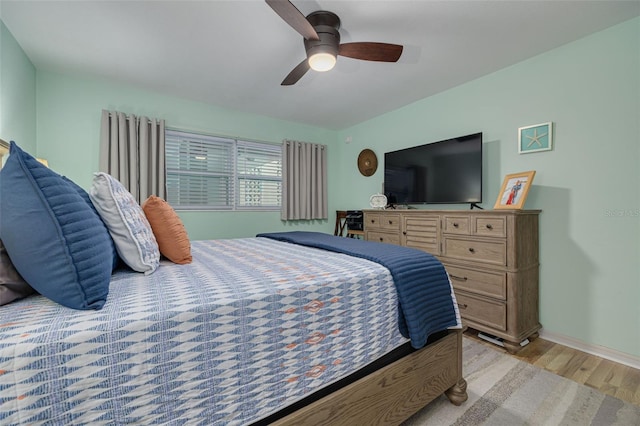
(402, 337, 640, 426)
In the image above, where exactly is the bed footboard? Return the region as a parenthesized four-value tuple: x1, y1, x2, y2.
(273, 328, 466, 426)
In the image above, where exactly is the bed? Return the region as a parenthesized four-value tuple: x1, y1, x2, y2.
(1, 138, 466, 425)
(0, 232, 467, 425)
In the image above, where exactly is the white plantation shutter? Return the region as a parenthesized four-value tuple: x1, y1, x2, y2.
(236, 141, 282, 210)
(165, 130, 281, 211)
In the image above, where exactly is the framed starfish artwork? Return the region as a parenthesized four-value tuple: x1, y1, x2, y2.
(518, 122, 553, 154)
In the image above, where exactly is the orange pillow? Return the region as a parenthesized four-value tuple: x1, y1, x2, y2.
(142, 196, 192, 264)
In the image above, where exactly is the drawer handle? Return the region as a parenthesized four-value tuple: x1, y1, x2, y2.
(458, 303, 468, 310)
(450, 274, 467, 281)
(402, 231, 407, 235)
(371, 219, 376, 224)
(453, 222, 459, 228)
(486, 224, 493, 230)
(388, 220, 393, 225)
(468, 247, 475, 253)
(379, 237, 384, 242)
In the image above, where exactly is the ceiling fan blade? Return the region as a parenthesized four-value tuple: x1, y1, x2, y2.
(281, 59, 310, 86)
(266, 0, 319, 40)
(338, 42, 403, 62)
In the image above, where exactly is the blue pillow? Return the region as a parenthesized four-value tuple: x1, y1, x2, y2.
(0, 142, 114, 310)
(62, 176, 120, 270)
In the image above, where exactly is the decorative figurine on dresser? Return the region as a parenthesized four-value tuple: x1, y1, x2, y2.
(364, 209, 541, 353)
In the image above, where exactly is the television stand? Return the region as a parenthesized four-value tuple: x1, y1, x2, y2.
(470, 203, 484, 210)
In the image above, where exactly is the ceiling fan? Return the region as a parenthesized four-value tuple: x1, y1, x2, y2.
(266, 0, 404, 86)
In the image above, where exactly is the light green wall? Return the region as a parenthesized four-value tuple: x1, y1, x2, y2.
(0, 21, 36, 151)
(334, 18, 640, 357)
(35, 71, 339, 239)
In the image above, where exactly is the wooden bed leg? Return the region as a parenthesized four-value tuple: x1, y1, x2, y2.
(445, 378, 468, 406)
(445, 329, 467, 406)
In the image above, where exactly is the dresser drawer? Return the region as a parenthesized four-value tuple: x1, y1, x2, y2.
(404, 216, 440, 254)
(443, 215, 470, 234)
(365, 213, 383, 230)
(474, 216, 506, 238)
(444, 263, 506, 300)
(379, 214, 401, 230)
(367, 231, 400, 245)
(456, 292, 507, 331)
(365, 213, 401, 231)
(443, 237, 506, 266)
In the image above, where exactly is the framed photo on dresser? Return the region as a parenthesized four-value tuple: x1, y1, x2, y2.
(494, 171, 536, 209)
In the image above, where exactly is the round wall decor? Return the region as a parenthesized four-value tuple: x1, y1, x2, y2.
(357, 149, 378, 177)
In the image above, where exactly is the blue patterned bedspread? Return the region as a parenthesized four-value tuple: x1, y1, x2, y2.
(0, 238, 410, 425)
(258, 231, 460, 349)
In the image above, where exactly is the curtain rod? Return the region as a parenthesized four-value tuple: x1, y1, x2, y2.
(284, 140, 326, 149)
(106, 111, 163, 123)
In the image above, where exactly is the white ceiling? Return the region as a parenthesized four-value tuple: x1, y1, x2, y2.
(2, 1, 639, 130)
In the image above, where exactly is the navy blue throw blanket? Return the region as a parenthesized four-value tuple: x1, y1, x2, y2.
(257, 231, 458, 349)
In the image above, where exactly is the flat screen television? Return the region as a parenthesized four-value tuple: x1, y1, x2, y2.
(384, 132, 483, 207)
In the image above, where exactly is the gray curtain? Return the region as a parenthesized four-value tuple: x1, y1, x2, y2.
(281, 140, 328, 220)
(99, 110, 165, 203)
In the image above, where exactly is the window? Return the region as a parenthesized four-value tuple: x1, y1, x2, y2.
(165, 130, 281, 211)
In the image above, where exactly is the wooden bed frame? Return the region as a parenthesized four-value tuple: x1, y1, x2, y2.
(274, 328, 467, 425)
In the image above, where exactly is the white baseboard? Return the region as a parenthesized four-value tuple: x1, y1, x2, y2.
(539, 330, 640, 370)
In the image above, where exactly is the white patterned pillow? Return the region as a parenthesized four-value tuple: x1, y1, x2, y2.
(89, 172, 160, 274)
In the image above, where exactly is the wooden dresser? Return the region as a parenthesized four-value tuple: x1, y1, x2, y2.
(364, 209, 541, 353)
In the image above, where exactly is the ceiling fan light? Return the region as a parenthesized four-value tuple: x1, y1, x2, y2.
(308, 53, 336, 72)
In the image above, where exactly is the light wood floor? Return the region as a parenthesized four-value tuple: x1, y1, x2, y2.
(464, 329, 640, 407)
